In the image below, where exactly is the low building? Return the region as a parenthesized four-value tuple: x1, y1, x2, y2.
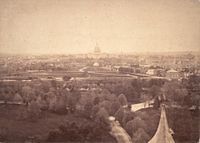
(166, 69, 179, 79)
(146, 69, 157, 75)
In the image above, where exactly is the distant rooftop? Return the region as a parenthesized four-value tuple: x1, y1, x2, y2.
(167, 69, 178, 73)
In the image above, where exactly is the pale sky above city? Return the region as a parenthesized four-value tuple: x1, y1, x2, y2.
(0, 0, 200, 54)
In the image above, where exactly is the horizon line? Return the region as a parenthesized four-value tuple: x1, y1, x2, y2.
(0, 50, 199, 56)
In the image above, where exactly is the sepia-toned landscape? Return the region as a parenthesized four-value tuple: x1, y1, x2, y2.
(0, 0, 199, 143)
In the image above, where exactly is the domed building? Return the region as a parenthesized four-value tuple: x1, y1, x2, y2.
(93, 62, 100, 67)
(87, 43, 108, 59)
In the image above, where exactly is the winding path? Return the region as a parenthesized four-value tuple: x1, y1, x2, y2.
(110, 121, 132, 143)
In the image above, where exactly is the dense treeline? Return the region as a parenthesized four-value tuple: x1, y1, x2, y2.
(0, 74, 199, 142)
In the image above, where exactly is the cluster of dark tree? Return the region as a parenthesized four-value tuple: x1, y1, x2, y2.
(102, 75, 199, 108)
(0, 74, 199, 142)
(98, 78, 168, 103)
(0, 79, 81, 120)
(42, 86, 131, 142)
(1, 73, 199, 104)
(46, 120, 115, 142)
(114, 105, 160, 143)
(167, 107, 199, 143)
(0, 78, 129, 141)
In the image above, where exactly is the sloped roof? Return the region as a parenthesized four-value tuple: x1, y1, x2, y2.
(148, 105, 175, 143)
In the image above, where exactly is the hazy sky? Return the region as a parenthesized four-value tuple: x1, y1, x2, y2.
(0, 0, 200, 54)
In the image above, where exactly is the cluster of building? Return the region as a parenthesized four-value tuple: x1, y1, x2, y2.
(0, 45, 199, 81)
(81, 46, 199, 80)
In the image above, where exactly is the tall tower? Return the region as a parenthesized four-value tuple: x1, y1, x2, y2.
(94, 43, 101, 54)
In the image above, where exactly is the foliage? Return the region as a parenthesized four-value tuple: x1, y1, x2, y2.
(149, 85, 161, 98)
(62, 75, 71, 81)
(27, 100, 41, 121)
(54, 95, 67, 114)
(122, 110, 135, 127)
(13, 93, 23, 103)
(114, 107, 125, 123)
(83, 101, 93, 118)
(109, 100, 121, 116)
(132, 128, 150, 143)
(167, 108, 199, 142)
(118, 94, 128, 106)
(125, 116, 147, 136)
(95, 107, 110, 129)
(47, 121, 115, 142)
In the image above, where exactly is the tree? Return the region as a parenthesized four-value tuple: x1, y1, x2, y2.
(0, 89, 5, 101)
(131, 79, 142, 94)
(48, 93, 57, 111)
(79, 92, 93, 106)
(135, 111, 149, 121)
(104, 93, 116, 102)
(125, 117, 147, 136)
(109, 100, 121, 116)
(162, 81, 179, 101)
(153, 96, 160, 109)
(91, 105, 100, 118)
(113, 83, 124, 96)
(99, 100, 112, 114)
(98, 89, 111, 102)
(13, 93, 23, 104)
(54, 95, 67, 114)
(118, 94, 128, 106)
(174, 88, 188, 104)
(149, 85, 161, 98)
(125, 119, 135, 135)
(122, 110, 135, 127)
(63, 75, 71, 81)
(36, 95, 48, 110)
(132, 128, 150, 143)
(84, 101, 93, 118)
(114, 107, 124, 124)
(95, 107, 110, 130)
(190, 92, 200, 106)
(67, 89, 81, 113)
(148, 79, 164, 87)
(28, 100, 41, 121)
(3, 87, 14, 103)
(93, 96, 100, 105)
(51, 80, 57, 88)
(22, 85, 36, 105)
(124, 83, 140, 103)
(3, 89, 13, 104)
(40, 81, 51, 93)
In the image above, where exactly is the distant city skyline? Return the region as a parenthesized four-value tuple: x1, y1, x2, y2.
(0, 0, 200, 54)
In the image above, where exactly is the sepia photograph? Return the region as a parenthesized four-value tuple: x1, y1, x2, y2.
(0, 0, 199, 142)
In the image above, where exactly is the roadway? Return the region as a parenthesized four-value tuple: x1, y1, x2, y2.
(131, 100, 154, 112)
